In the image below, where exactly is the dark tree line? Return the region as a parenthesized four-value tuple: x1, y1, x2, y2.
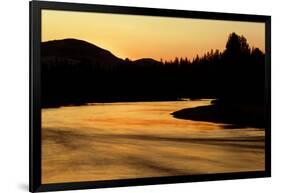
(41, 33, 265, 107)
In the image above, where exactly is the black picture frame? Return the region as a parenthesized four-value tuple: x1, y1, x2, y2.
(30, 1, 271, 192)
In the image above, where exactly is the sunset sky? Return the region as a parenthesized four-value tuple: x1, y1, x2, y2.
(42, 10, 265, 61)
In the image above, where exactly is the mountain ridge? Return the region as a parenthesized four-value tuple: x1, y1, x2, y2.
(41, 38, 161, 67)
(41, 38, 124, 67)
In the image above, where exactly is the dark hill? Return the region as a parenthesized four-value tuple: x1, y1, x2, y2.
(41, 38, 123, 67)
(41, 38, 175, 107)
(133, 58, 161, 66)
(41, 39, 165, 68)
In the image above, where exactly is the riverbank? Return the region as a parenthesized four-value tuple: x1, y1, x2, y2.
(171, 102, 265, 128)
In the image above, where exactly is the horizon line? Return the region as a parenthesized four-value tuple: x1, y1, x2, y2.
(41, 37, 264, 62)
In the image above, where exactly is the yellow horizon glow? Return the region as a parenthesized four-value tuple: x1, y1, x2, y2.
(42, 10, 265, 61)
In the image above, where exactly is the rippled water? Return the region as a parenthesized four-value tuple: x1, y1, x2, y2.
(42, 100, 265, 184)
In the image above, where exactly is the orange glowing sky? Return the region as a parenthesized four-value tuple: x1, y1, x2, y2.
(42, 10, 265, 61)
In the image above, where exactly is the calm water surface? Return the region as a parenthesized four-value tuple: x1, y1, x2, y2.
(42, 100, 264, 183)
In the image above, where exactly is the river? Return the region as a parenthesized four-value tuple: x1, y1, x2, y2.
(41, 100, 265, 184)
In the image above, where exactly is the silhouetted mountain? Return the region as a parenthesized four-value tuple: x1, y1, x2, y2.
(42, 39, 124, 68)
(41, 39, 165, 71)
(133, 58, 162, 67)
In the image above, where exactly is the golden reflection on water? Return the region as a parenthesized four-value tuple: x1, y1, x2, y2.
(42, 100, 265, 184)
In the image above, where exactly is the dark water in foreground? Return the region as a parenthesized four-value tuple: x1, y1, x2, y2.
(42, 100, 264, 183)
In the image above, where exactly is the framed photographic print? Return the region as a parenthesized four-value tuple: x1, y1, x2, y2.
(30, 0, 271, 192)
